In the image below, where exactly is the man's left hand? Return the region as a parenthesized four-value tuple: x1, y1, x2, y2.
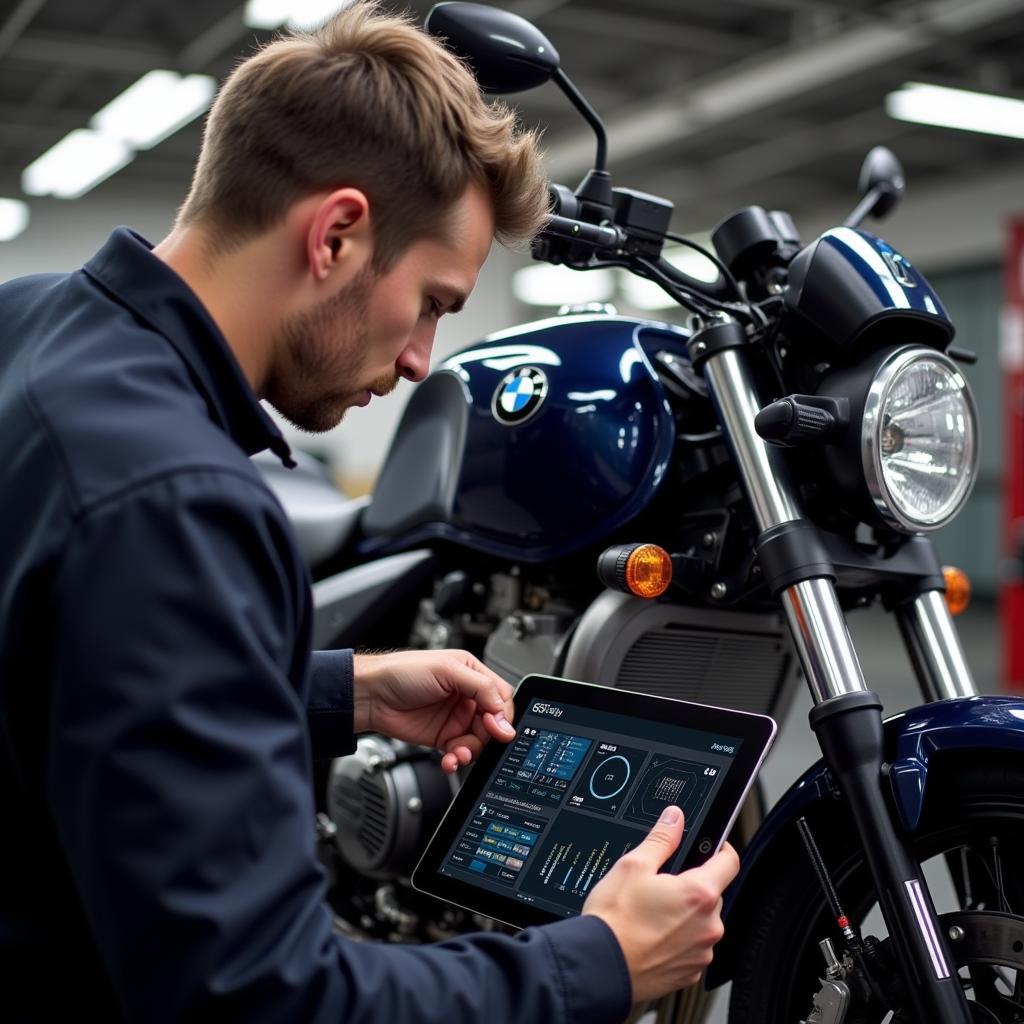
(353, 650, 516, 773)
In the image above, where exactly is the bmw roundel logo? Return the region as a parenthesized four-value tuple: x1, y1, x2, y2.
(491, 366, 549, 426)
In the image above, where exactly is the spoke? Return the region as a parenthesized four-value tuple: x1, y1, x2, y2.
(960, 847, 974, 910)
(990, 836, 1014, 915)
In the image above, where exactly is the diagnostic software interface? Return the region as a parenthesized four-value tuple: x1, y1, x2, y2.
(437, 698, 742, 918)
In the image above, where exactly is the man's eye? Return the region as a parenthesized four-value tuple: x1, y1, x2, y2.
(424, 297, 443, 320)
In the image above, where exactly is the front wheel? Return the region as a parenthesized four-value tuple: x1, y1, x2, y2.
(727, 753, 1024, 1023)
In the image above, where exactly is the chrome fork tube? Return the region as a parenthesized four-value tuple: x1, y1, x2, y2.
(896, 590, 979, 701)
(703, 347, 868, 702)
(702, 348, 801, 529)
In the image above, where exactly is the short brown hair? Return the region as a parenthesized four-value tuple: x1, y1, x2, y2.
(178, 1, 548, 267)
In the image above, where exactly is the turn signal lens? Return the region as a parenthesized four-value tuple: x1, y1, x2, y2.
(597, 543, 673, 599)
(625, 545, 673, 598)
(942, 565, 971, 616)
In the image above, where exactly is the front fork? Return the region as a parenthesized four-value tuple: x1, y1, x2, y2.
(698, 339, 975, 1022)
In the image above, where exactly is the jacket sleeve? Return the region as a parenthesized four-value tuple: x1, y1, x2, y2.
(308, 648, 356, 759)
(47, 468, 633, 1024)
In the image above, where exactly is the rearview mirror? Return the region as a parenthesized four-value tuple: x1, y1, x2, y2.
(858, 146, 906, 218)
(844, 146, 906, 228)
(425, 2, 560, 95)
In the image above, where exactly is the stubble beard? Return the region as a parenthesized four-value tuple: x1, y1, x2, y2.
(267, 264, 396, 433)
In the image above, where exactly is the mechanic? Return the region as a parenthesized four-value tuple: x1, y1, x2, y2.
(0, 3, 738, 1020)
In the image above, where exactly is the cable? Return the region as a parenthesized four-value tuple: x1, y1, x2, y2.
(664, 230, 744, 302)
(634, 256, 760, 324)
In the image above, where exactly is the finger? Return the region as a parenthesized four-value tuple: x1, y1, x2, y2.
(628, 805, 685, 870)
(443, 736, 482, 766)
(688, 841, 741, 891)
(443, 656, 509, 716)
(440, 751, 460, 774)
(482, 710, 516, 742)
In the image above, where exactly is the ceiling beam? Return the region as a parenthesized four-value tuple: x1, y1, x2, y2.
(540, 7, 757, 56)
(7, 31, 173, 74)
(0, 0, 46, 62)
(543, 0, 1024, 179)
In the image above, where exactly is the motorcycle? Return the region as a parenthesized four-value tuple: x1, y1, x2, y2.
(261, 4, 1024, 1021)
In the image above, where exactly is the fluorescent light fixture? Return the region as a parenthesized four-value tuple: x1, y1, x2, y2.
(91, 70, 216, 150)
(244, 0, 356, 31)
(620, 245, 721, 311)
(22, 130, 133, 199)
(512, 264, 616, 308)
(886, 82, 1024, 141)
(0, 198, 30, 242)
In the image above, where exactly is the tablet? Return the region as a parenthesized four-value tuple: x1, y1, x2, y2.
(412, 674, 776, 929)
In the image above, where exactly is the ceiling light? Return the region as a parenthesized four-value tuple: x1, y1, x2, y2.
(244, 0, 356, 31)
(0, 198, 30, 242)
(886, 82, 1024, 141)
(512, 264, 616, 308)
(91, 70, 216, 150)
(22, 130, 133, 199)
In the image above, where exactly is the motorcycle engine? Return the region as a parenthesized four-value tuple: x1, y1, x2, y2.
(326, 734, 458, 880)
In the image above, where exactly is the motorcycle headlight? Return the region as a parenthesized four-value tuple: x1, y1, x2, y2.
(862, 347, 978, 532)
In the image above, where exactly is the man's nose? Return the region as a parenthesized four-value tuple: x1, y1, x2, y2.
(397, 325, 435, 383)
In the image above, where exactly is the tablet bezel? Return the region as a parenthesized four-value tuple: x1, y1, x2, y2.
(412, 674, 777, 930)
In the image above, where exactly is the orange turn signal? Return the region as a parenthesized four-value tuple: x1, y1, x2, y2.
(942, 565, 971, 616)
(625, 544, 673, 598)
(597, 542, 674, 598)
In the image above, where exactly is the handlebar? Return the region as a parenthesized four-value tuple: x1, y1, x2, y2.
(537, 215, 736, 306)
(542, 215, 626, 249)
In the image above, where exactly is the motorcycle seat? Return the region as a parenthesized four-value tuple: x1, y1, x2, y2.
(252, 449, 369, 568)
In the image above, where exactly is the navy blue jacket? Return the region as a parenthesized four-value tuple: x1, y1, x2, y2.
(0, 228, 632, 1022)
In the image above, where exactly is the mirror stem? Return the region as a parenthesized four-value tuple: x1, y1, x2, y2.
(553, 68, 608, 172)
(843, 188, 880, 229)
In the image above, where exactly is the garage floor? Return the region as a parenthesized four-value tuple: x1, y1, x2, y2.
(703, 598, 1002, 1023)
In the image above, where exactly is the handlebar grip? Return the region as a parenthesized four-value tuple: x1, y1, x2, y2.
(542, 215, 625, 249)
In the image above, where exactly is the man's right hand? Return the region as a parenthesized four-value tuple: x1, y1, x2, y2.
(581, 805, 740, 1002)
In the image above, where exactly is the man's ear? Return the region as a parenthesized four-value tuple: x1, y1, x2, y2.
(307, 188, 372, 282)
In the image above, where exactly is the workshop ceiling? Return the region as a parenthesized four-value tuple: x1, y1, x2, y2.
(2, 0, 1024, 232)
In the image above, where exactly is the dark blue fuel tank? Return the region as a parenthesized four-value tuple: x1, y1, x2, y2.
(359, 314, 687, 563)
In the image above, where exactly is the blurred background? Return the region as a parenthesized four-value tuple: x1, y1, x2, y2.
(1, 0, 1023, 679)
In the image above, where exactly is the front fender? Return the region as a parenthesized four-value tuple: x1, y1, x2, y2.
(707, 695, 1024, 988)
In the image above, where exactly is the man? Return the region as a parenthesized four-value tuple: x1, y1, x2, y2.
(0, 4, 738, 1021)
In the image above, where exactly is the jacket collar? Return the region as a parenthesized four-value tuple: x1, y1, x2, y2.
(83, 227, 295, 467)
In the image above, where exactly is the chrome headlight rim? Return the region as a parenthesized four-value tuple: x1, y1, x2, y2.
(861, 345, 978, 534)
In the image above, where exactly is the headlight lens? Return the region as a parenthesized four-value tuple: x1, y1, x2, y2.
(862, 348, 978, 532)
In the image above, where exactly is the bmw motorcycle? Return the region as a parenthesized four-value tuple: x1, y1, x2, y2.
(262, 5, 1024, 1022)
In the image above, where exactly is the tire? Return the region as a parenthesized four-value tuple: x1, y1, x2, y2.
(727, 752, 1024, 1023)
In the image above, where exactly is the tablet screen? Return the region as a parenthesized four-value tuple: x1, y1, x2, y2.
(434, 695, 744, 919)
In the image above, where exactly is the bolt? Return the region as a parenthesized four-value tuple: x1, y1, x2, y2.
(315, 812, 337, 840)
(694, 341, 707, 356)
(407, 797, 423, 813)
(701, 532, 716, 548)
(949, 925, 965, 941)
(711, 582, 727, 600)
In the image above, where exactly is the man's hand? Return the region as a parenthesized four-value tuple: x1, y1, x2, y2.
(582, 806, 739, 1002)
(353, 650, 516, 773)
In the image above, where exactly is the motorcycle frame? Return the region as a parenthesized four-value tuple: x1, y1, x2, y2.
(698, 341, 983, 1020)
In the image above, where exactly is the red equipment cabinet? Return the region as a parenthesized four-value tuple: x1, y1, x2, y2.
(1002, 219, 1024, 692)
